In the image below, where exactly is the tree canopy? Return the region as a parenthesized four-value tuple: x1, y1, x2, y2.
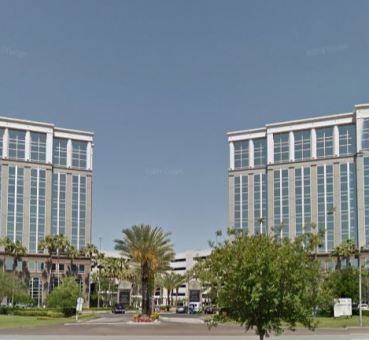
(203, 234, 321, 340)
(114, 224, 174, 315)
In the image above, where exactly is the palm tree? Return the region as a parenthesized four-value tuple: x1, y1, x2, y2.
(161, 272, 178, 306)
(11, 240, 26, 273)
(114, 224, 175, 315)
(0, 237, 13, 272)
(330, 240, 358, 270)
(305, 222, 326, 260)
(39, 235, 58, 293)
(66, 244, 79, 276)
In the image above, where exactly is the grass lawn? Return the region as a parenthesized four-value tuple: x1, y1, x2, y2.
(204, 315, 369, 329)
(314, 316, 369, 328)
(0, 313, 95, 329)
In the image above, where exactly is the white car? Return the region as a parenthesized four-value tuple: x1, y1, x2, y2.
(359, 303, 369, 311)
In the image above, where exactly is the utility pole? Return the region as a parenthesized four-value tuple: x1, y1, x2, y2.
(359, 254, 363, 327)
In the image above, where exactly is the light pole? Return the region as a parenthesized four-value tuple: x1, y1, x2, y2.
(359, 254, 362, 327)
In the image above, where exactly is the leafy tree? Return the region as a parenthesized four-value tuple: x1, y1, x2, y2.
(203, 234, 320, 340)
(114, 224, 175, 315)
(0, 271, 31, 304)
(46, 276, 81, 315)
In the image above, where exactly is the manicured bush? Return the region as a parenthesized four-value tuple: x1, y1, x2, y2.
(46, 277, 81, 317)
(150, 312, 160, 321)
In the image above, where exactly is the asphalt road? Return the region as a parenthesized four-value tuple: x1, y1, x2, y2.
(2, 312, 369, 339)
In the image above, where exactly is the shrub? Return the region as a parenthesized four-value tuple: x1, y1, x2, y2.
(46, 277, 81, 317)
(0, 306, 10, 315)
(150, 312, 160, 321)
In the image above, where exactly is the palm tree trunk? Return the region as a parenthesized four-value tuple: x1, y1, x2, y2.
(141, 261, 150, 315)
(167, 288, 170, 306)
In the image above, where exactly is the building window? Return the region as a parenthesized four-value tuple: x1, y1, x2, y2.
(362, 119, 369, 150)
(30, 132, 46, 162)
(53, 138, 67, 167)
(79, 264, 85, 273)
(0, 128, 4, 157)
(340, 163, 357, 243)
(316, 127, 333, 158)
(28, 261, 44, 273)
(7, 166, 24, 242)
(72, 175, 87, 249)
(295, 167, 311, 236)
(273, 169, 289, 239)
(339, 125, 356, 156)
(234, 141, 248, 169)
(365, 158, 369, 246)
(72, 141, 87, 169)
(254, 173, 267, 234)
(5, 258, 13, 271)
(29, 277, 42, 307)
(52, 173, 66, 236)
(253, 139, 267, 167)
(294, 130, 311, 161)
(29, 169, 46, 253)
(8, 130, 26, 160)
(274, 133, 289, 163)
(317, 164, 334, 252)
(234, 176, 248, 233)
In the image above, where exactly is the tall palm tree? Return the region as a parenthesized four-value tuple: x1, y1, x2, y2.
(0, 237, 13, 272)
(53, 234, 69, 286)
(332, 239, 359, 268)
(39, 235, 58, 293)
(114, 224, 175, 315)
(11, 240, 26, 273)
(66, 244, 79, 276)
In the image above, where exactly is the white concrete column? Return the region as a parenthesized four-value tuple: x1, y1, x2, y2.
(289, 131, 295, 162)
(267, 133, 274, 164)
(356, 118, 363, 153)
(25, 131, 31, 161)
(333, 125, 339, 156)
(67, 139, 72, 168)
(229, 142, 235, 170)
(87, 142, 93, 170)
(3, 128, 9, 158)
(46, 133, 53, 164)
(311, 128, 317, 159)
(249, 140, 254, 168)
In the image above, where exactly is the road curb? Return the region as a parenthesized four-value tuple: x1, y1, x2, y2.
(159, 316, 204, 324)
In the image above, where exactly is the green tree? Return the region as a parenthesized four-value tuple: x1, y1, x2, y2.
(46, 276, 81, 315)
(203, 234, 320, 340)
(0, 271, 31, 304)
(161, 272, 184, 306)
(114, 224, 175, 315)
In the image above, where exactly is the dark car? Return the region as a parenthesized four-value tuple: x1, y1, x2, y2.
(204, 306, 217, 314)
(176, 305, 188, 314)
(112, 303, 125, 314)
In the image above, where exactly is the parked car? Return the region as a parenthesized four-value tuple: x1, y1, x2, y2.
(176, 305, 188, 314)
(204, 306, 217, 314)
(112, 303, 125, 314)
(359, 303, 369, 311)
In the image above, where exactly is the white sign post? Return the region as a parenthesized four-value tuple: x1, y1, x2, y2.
(333, 298, 352, 318)
(76, 297, 84, 321)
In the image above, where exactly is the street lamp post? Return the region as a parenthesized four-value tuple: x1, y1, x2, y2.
(359, 255, 362, 327)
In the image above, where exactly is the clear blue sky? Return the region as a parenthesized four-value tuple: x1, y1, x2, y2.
(0, 1, 368, 252)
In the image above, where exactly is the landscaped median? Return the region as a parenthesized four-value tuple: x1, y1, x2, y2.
(0, 308, 96, 329)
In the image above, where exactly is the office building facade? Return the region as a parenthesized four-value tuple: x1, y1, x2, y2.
(228, 103, 369, 256)
(0, 116, 93, 305)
